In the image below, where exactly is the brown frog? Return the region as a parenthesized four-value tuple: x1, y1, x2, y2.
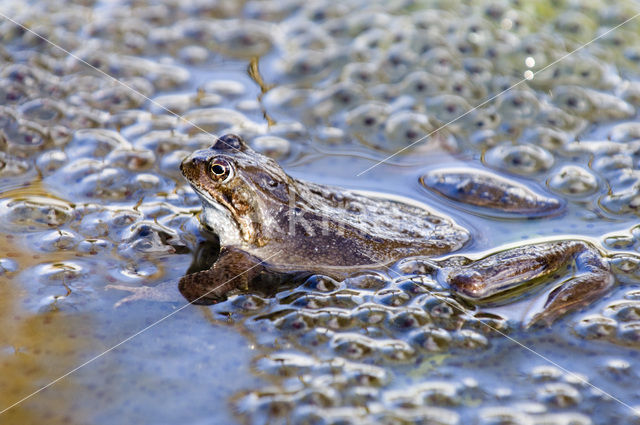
(110, 134, 613, 327)
(176, 133, 470, 303)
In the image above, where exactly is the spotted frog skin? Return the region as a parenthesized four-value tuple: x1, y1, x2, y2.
(110, 134, 613, 327)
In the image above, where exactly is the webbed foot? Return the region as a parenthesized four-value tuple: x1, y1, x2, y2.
(106, 280, 183, 307)
(178, 246, 267, 304)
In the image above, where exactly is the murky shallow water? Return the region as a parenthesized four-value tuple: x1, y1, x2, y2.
(1, 0, 640, 424)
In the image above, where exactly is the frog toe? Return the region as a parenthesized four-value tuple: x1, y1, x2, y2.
(106, 282, 183, 307)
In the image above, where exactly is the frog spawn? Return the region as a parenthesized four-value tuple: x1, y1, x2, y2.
(247, 351, 594, 425)
(225, 249, 619, 424)
(573, 272, 640, 349)
(227, 269, 505, 424)
(0, 64, 210, 307)
(252, 0, 640, 224)
(4, 197, 196, 311)
(260, 5, 639, 152)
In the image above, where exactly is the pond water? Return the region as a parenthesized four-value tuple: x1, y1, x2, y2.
(1, 0, 640, 424)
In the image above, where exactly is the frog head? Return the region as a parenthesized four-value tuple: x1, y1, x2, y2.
(180, 134, 291, 247)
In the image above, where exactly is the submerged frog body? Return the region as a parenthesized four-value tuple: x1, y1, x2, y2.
(110, 134, 614, 327)
(420, 169, 563, 218)
(438, 240, 613, 327)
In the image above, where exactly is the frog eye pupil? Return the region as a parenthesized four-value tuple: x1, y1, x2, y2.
(209, 159, 232, 181)
(212, 164, 225, 175)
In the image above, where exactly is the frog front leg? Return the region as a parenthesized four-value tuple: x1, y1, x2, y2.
(178, 246, 267, 304)
(106, 246, 256, 307)
(438, 241, 613, 327)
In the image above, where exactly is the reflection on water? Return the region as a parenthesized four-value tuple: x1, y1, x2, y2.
(0, 312, 92, 425)
(0, 240, 92, 425)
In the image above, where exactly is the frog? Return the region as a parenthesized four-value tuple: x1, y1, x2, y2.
(175, 133, 470, 304)
(108, 134, 613, 327)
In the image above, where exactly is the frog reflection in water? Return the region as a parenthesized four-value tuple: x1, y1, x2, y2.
(111, 134, 613, 327)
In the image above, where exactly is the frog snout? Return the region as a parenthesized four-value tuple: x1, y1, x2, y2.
(179, 156, 189, 174)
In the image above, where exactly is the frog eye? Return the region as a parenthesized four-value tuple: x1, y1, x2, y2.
(208, 158, 233, 183)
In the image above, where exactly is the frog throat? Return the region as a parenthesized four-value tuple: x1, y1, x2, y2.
(191, 184, 258, 246)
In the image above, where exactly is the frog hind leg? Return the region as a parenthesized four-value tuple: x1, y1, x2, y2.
(178, 246, 267, 305)
(526, 247, 614, 328)
(442, 241, 614, 327)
